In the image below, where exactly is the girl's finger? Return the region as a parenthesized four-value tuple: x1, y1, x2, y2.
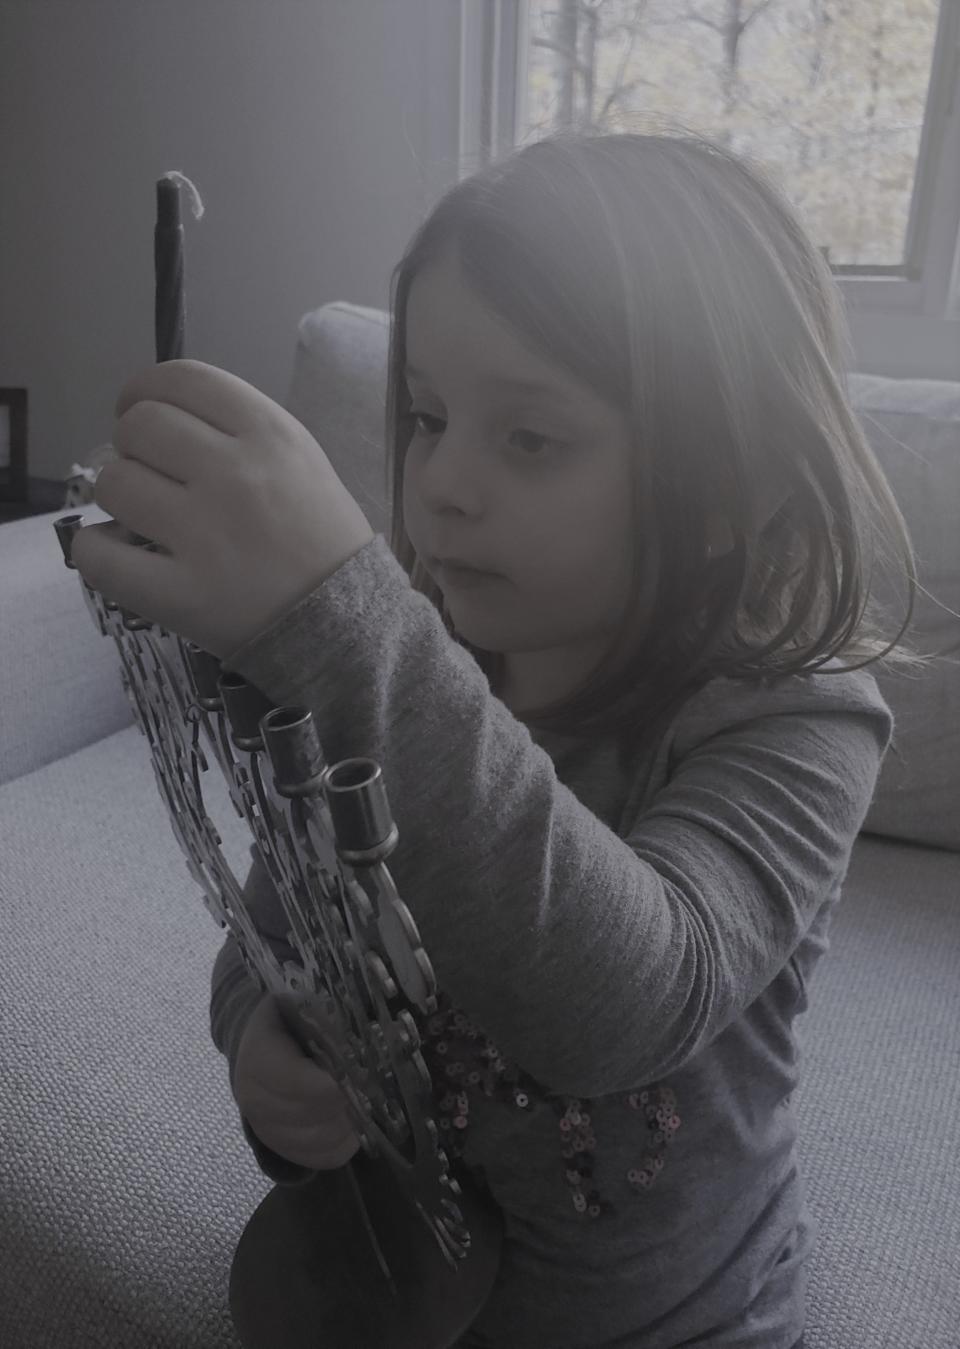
(244, 1055, 350, 1105)
(255, 1120, 361, 1170)
(240, 1081, 353, 1127)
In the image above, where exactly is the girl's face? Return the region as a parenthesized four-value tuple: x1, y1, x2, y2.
(401, 249, 637, 713)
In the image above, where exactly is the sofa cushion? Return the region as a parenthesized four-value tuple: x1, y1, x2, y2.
(792, 834, 960, 1348)
(0, 720, 267, 1348)
(0, 503, 134, 786)
(847, 375, 960, 851)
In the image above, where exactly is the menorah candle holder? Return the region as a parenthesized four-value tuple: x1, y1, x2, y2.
(53, 514, 502, 1349)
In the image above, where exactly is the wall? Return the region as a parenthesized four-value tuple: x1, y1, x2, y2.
(0, 0, 461, 482)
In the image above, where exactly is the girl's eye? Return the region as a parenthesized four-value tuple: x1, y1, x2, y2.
(406, 410, 445, 438)
(405, 409, 560, 459)
(508, 428, 556, 457)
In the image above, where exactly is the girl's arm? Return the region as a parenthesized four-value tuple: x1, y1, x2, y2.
(217, 535, 893, 1100)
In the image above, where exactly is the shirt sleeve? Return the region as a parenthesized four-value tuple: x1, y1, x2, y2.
(217, 533, 893, 1100)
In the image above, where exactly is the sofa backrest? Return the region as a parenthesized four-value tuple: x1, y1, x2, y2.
(286, 302, 393, 540)
(845, 375, 960, 851)
(287, 302, 960, 852)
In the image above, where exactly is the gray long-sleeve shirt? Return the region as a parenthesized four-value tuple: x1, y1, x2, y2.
(209, 533, 892, 1348)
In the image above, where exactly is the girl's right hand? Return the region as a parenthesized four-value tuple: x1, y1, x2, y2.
(232, 994, 362, 1171)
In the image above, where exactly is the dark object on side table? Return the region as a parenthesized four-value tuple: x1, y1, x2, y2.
(0, 477, 67, 524)
(0, 387, 28, 507)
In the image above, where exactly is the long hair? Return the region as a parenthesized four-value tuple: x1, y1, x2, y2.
(384, 127, 928, 750)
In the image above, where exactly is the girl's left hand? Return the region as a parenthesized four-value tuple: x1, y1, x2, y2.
(70, 360, 375, 661)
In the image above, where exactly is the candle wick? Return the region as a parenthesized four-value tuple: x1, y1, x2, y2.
(160, 170, 205, 221)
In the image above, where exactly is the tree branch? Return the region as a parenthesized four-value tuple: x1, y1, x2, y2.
(743, 0, 777, 30)
(598, 0, 649, 123)
(677, 2, 723, 34)
(530, 34, 592, 82)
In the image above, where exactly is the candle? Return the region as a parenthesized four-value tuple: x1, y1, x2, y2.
(122, 175, 200, 550)
(123, 179, 188, 549)
(155, 178, 185, 363)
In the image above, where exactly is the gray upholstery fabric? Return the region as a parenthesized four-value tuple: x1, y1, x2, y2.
(0, 503, 133, 786)
(1, 721, 266, 1348)
(847, 374, 960, 852)
(792, 836, 960, 1349)
(285, 302, 392, 541)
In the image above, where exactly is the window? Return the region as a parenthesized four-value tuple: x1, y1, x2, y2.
(459, 0, 960, 379)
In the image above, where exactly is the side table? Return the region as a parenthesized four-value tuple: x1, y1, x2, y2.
(0, 479, 68, 524)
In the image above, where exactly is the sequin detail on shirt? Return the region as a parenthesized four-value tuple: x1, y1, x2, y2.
(419, 989, 682, 1219)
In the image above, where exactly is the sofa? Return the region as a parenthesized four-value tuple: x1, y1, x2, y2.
(1, 302, 958, 1349)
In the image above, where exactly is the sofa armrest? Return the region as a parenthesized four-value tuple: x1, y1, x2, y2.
(0, 505, 134, 786)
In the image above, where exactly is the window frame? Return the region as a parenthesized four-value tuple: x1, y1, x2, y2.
(458, 0, 960, 379)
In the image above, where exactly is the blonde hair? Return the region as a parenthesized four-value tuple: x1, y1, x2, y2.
(385, 128, 929, 749)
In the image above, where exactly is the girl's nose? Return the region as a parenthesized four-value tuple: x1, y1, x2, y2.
(416, 430, 489, 511)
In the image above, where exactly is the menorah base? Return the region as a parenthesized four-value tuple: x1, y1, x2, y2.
(229, 1149, 503, 1349)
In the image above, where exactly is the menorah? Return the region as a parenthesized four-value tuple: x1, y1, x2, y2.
(53, 514, 502, 1349)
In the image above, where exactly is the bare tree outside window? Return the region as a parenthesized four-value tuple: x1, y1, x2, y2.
(523, 0, 942, 268)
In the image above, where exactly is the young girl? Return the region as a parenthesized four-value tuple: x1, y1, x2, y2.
(208, 129, 921, 1349)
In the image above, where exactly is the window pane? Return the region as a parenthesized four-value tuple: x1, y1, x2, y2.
(523, 0, 941, 267)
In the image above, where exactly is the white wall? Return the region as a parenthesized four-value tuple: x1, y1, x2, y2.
(0, 0, 461, 482)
